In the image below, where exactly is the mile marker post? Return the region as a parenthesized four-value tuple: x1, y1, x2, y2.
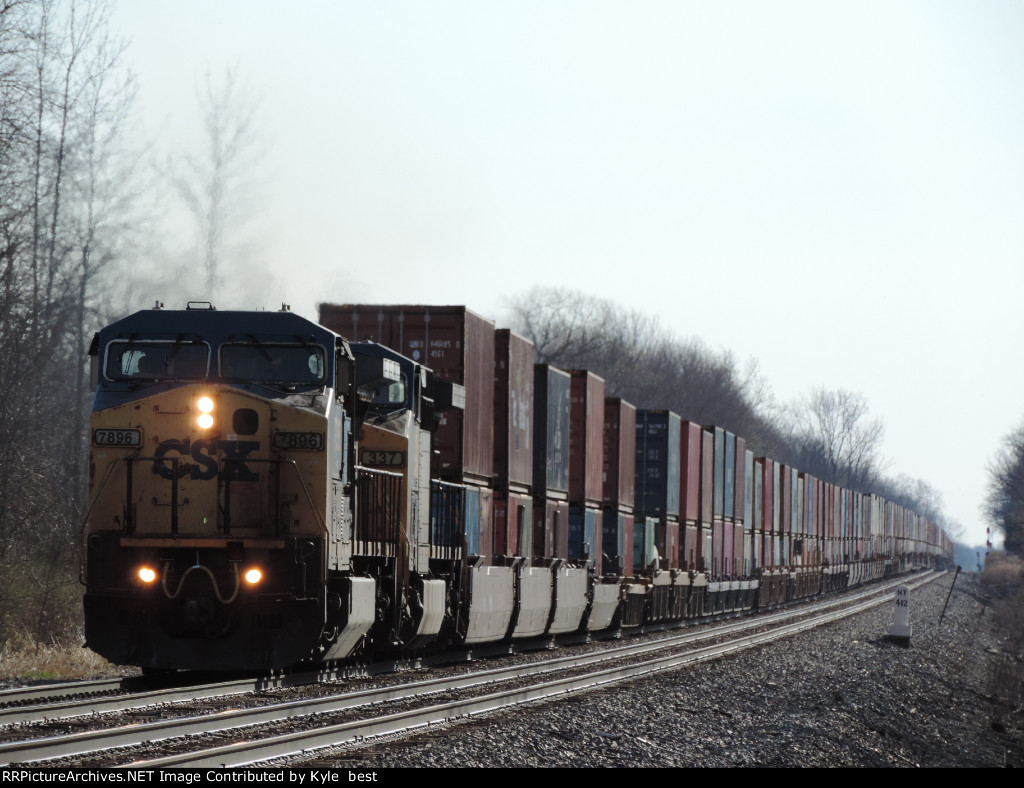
(888, 585, 912, 647)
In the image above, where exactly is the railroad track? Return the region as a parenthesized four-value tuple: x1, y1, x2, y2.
(1, 571, 940, 768)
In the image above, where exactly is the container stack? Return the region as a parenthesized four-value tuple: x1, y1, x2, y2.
(731, 434, 747, 576)
(567, 370, 606, 568)
(634, 410, 681, 572)
(319, 303, 496, 562)
(742, 449, 755, 575)
(679, 422, 702, 572)
(493, 329, 534, 559)
(699, 428, 717, 612)
(602, 398, 636, 578)
(533, 364, 571, 562)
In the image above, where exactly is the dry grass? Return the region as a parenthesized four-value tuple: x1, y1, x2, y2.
(980, 552, 1024, 594)
(980, 553, 1024, 709)
(0, 632, 122, 682)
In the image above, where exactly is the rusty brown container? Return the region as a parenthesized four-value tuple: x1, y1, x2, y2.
(534, 496, 570, 560)
(603, 398, 636, 510)
(494, 491, 532, 557)
(700, 428, 714, 525)
(683, 523, 699, 571)
(568, 370, 606, 507)
(319, 304, 495, 486)
(711, 520, 725, 578)
(680, 421, 702, 524)
(494, 329, 534, 493)
(733, 522, 745, 575)
(660, 519, 680, 570)
(722, 519, 734, 576)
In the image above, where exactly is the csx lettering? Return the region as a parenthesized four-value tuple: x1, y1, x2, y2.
(154, 439, 260, 481)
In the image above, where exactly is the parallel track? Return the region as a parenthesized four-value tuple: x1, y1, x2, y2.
(1, 571, 940, 767)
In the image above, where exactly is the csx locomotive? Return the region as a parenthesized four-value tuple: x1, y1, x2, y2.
(80, 302, 952, 673)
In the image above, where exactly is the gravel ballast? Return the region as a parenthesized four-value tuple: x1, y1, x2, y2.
(310, 572, 1024, 768)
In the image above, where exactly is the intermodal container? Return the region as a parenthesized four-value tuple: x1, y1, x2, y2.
(603, 398, 637, 510)
(569, 370, 606, 506)
(533, 364, 571, 496)
(700, 428, 714, 525)
(494, 330, 534, 493)
(634, 410, 681, 519)
(319, 304, 495, 485)
(733, 436, 746, 523)
(724, 430, 736, 520)
(533, 496, 570, 560)
(494, 491, 532, 557)
(602, 509, 635, 577)
(569, 504, 602, 566)
(680, 421, 702, 523)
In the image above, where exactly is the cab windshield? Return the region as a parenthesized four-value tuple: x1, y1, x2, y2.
(106, 341, 210, 381)
(220, 343, 325, 385)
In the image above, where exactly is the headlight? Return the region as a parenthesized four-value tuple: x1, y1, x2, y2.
(137, 566, 157, 584)
(243, 568, 263, 585)
(196, 396, 214, 430)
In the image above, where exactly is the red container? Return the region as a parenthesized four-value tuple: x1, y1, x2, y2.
(700, 428, 714, 525)
(723, 519, 734, 576)
(568, 370, 605, 507)
(494, 330, 534, 493)
(711, 520, 725, 577)
(494, 491, 531, 556)
(320, 304, 495, 485)
(733, 522, 744, 576)
(659, 519, 680, 570)
(680, 421, 702, 523)
(534, 496, 570, 560)
(603, 398, 636, 510)
(683, 523, 698, 571)
(779, 465, 792, 536)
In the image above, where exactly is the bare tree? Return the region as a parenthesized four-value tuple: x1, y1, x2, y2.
(985, 421, 1024, 556)
(168, 67, 262, 295)
(0, 0, 137, 647)
(788, 387, 886, 490)
(508, 286, 780, 452)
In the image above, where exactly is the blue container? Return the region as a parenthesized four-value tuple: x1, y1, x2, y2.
(724, 431, 735, 520)
(633, 516, 656, 573)
(569, 504, 598, 563)
(431, 480, 465, 550)
(634, 411, 681, 519)
(464, 486, 480, 556)
(533, 364, 571, 495)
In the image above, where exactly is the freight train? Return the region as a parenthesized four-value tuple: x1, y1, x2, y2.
(80, 302, 953, 672)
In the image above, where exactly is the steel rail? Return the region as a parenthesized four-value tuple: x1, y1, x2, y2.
(0, 678, 125, 707)
(3, 571, 928, 726)
(134, 576, 932, 768)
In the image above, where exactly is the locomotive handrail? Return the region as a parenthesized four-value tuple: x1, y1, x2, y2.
(77, 456, 133, 584)
(220, 454, 327, 540)
(78, 454, 330, 565)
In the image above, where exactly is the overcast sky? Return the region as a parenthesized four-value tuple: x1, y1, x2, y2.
(111, 1, 1024, 549)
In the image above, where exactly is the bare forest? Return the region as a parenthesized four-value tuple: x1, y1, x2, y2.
(0, 0, 251, 666)
(509, 287, 961, 541)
